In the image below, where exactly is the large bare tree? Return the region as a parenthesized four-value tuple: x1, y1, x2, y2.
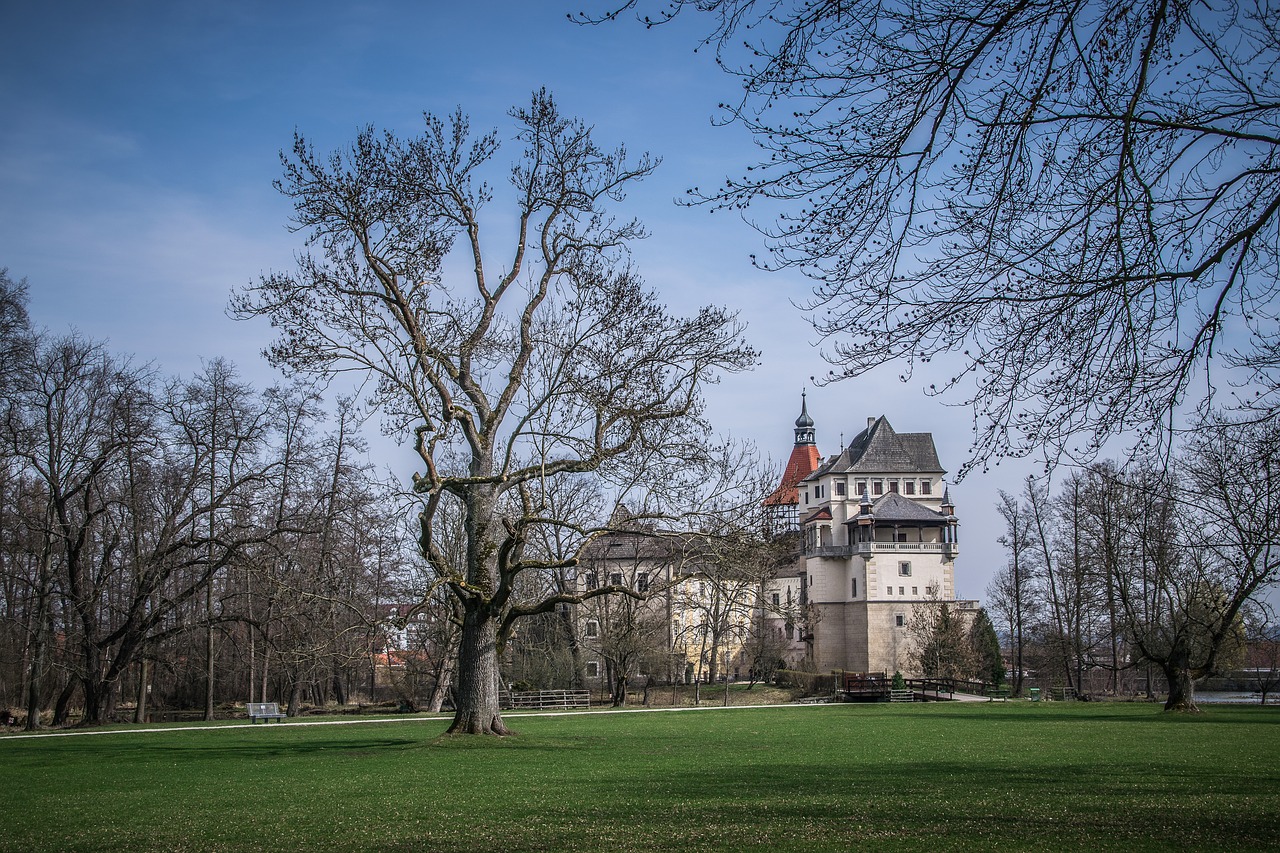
(590, 0, 1280, 472)
(1117, 417, 1279, 711)
(233, 91, 756, 734)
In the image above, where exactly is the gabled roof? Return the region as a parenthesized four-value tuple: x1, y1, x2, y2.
(801, 506, 833, 524)
(853, 492, 948, 524)
(807, 416, 943, 479)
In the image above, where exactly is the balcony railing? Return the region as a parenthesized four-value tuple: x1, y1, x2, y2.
(805, 542, 957, 557)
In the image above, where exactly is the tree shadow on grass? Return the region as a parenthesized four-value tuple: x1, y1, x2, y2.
(8, 735, 423, 766)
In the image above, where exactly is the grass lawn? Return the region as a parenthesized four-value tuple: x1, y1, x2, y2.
(2, 702, 1277, 851)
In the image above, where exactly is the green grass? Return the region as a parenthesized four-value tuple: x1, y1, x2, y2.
(2, 703, 1278, 851)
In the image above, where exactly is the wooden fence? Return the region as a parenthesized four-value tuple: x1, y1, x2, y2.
(505, 690, 590, 710)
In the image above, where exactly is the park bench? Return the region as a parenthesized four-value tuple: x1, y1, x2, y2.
(246, 702, 287, 723)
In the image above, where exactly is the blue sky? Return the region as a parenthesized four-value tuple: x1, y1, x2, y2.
(0, 0, 1045, 600)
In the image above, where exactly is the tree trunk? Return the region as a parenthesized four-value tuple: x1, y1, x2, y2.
(286, 673, 303, 717)
(204, 582, 215, 721)
(24, 601, 47, 730)
(52, 679, 77, 726)
(447, 607, 509, 735)
(134, 656, 148, 724)
(1163, 664, 1199, 713)
(427, 624, 460, 713)
(24, 544, 53, 731)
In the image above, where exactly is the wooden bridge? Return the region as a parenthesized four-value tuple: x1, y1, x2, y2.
(839, 672, 1000, 703)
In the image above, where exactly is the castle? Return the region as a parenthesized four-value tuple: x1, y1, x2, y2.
(572, 394, 977, 689)
(766, 394, 977, 675)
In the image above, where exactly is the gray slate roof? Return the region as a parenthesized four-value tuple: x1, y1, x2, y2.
(856, 491, 948, 524)
(807, 416, 944, 479)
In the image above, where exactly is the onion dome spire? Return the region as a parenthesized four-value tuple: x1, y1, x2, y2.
(794, 389, 816, 445)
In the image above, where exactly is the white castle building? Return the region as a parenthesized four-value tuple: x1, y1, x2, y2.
(766, 396, 977, 675)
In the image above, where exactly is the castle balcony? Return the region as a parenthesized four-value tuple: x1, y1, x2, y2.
(805, 542, 958, 558)
(857, 541, 956, 556)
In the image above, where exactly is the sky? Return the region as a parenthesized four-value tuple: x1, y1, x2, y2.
(0, 0, 1055, 603)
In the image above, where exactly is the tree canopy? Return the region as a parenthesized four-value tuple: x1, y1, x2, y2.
(235, 91, 758, 734)
(589, 0, 1280, 473)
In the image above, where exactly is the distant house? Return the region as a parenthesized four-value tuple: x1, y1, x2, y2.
(575, 516, 756, 687)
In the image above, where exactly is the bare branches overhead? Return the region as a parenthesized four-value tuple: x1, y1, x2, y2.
(589, 0, 1280, 473)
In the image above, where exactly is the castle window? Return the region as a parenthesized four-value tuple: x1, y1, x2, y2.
(886, 586, 892, 597)
(856, 480, 867, 495)
(904, 481, 916, 495)
(772, 592, 781, 607)
(835, 481, 846, 496)
(889, 480, 899, 493)
(609, 572, 623, 586)
(851, 578, 858, 598)
(585, 620, 599, 638)
(899, 561, 912, 576)
(921, 480, 932, 495)
(585, 572, 599, 590)
(899, 586, 905, 596)
(872, 480, 884, 495)
(586, 661, 599, 678)
(912, 586, 918, 596)
(637, 572, 649, 593)
(895, 614, 905, 627)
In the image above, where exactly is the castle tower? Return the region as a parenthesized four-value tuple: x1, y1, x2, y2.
(763, 391, 823, 533)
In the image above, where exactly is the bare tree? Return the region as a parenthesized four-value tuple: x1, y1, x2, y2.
(909, 592, 976, 681)
(1242, 605, 1279, 705)
(233, 91, 756, 734)
(1115, 417, 1279, 711)
(990, 489, 1036, 695)
(171, 359, 271, 720)
(589, 0, 1280, 472)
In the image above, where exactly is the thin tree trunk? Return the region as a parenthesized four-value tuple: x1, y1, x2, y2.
(428, 623, 461, 713)
(134, 655, 148, 724)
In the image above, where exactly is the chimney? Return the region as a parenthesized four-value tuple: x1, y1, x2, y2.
(867, 416, 875, 430)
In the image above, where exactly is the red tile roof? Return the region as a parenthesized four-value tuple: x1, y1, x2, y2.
(764, 443, 823, 506)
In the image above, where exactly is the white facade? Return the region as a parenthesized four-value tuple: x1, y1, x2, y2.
(782, 415, 972, 675)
